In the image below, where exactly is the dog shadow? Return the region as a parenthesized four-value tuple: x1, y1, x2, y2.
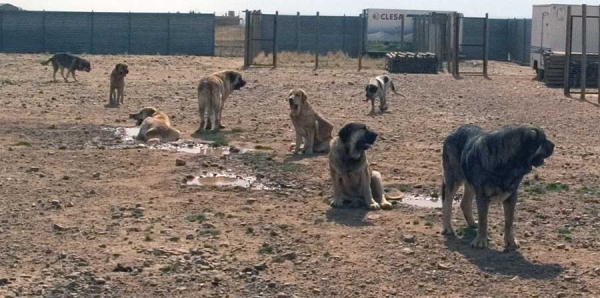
(104, 103, 120, 109)
(325, 206, 372, 227)
(444, 228, 562, 280)
(283, 152, 327, 162)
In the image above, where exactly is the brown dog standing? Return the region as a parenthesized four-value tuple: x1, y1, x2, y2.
(288, 88, 333, 155)
(109, 63, 129, 106)
(196, 70, 246, 133)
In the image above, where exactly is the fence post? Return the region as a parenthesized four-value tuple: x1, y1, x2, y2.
(315, 11, 319, 70)
(446, 14, 451, 73)
(400, 15, 405, 50)
(0, 11, 3, 52)
(581, 4, 587, 100)
(483, 13, 489, 77)
(598, 6, 600, 103)
(90, 11, 94, 54)
(522, 18, 527, 65)
(342, 14, 346, 54)
(128, 12, 132, 54)
(273, 11, 278, 67)
(167, 12, 171, 55)
(358, 13, 363, 71)
(453, 13, 460, 77)
(296, 12, 300, 51)
(564, 6, 572, 96)
(243, 10, 250, 67)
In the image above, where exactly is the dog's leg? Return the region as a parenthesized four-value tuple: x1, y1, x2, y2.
(217, 103, 226, 129)
(370, 100, 375, 114)
(502, 192, 520, 250)
(441, 179, 460, 235)
(330, 169, 345, 208)
(71, 71, 77, 82)
(313, 138, 331, 153)
(462, 183, 478, 228)
(362, 172, 380, 210)
(471, 195, 490, 249)
(60, 68, 67, 82)
(293, 130, 303, 154)
(52, 66, 58, 82)
(371, 170, 392, 210)
(211, 107, 220, 132)
(304, 128, 315, 155)
(119, 87, 124, 105)
(380, 95, 388, 112)
(109, 88, 114, 106)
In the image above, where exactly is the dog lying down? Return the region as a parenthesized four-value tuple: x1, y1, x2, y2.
(128, 107, 180, 144)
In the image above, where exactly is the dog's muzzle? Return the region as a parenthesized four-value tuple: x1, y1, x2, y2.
(235, 80, 246, 90)
(531, 140, 555, 167)
(288, 98, 298, 110)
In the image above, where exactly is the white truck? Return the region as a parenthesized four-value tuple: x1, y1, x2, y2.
(531, 4, 600, 78)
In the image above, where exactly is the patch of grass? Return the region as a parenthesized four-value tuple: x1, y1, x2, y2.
(280, 162, 304, 172)
(254, 145, 274, 150)
(323, 252, 331, 258)
(576, 186, 600, 196)
(456, 226, 478, 237)
(564, 236, 573, 243)
(185, 214, 205, 223)
(12, 141, 32, 147)
(525, 186, 545, 195)
(231, 127, 244, 133)
(0, 79, 17, 85)
(201, 228, 221, 236)
(556, 227, 571, 235)
(214, 212, 226, 218)
(278, 224, 289, 230)
(144, 234, 153, 242)
(430, 191, 439, 199)
(201, 132, 229, 147)
(246, 227, 254, 234)
(399, 184, 413, 192)
(160, 262, 180, 274)
(258, 243, 274, 254)
(546, 182, 569, 192)
(272, 255, 285, 263)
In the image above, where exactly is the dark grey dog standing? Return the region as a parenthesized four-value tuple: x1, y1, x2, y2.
(41, 53, 91, 82)
(441, 124, 554, 250)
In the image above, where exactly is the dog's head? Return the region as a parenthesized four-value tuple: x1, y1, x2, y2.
(364, 84, 378, 102)
(225, 71, 246, 90)
(129, 107, 158, 126)
(520, 126, 554, 168)
(115, 63, 129, 76)
(288, 88, 307, 116)
(338, 122, 378, 157)
(78, 59, 91, 72)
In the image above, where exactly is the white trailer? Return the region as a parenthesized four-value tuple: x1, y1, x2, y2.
(531, 4, 600, 77)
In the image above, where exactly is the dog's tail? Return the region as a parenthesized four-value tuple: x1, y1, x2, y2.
(390, 80, 406, 98)
(40, 57, 53, 66)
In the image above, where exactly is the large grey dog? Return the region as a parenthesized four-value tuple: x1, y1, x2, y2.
(364, 75, 405, 114)
(441, 124, 554, 250)
(41, 53, 91, 82)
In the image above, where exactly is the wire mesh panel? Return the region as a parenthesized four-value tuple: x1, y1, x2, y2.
(1, 11, 45, 53)
(45, 12, 92, 54)
(92, 13, 129, 54)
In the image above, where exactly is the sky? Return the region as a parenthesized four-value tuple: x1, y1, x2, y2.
(6, 0, 600, 18)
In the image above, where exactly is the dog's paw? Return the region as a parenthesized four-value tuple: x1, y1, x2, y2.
(330, 199, 344, 208)
(380, 200, 393, 210)
(218, 124, 226, 129)
(504, 237, 520, 250)
(367, 202, 381, 211)
(304, 149, 314, 155)
(471, 236, 489, 249)
(441, 227, 455, 236)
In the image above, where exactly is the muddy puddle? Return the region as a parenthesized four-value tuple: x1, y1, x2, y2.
(102, 127, 239, 157)
(385, 188, 460, 208)
(183, 172, 273, 190)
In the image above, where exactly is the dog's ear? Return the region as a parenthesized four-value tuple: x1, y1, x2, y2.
(300, 90, 307, 103)
(338, 123, 363, 143)
(383, 76, 389, 83)
(225, 71, 238, 84)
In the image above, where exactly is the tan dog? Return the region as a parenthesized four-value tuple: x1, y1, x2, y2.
(109, 63, 129, 106)
(328, 123, 392, 210)
(128, 107, 180, 143)
(196, 70, 246, 133)
(288, 89, 334, 155)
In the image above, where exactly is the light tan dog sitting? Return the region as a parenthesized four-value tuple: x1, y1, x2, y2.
(128, 107, 180, 144)
(288, 88, 334, 155)
(109, 63, 129, 106)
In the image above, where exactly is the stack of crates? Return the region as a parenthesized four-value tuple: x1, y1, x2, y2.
(385, 52, 439, 74)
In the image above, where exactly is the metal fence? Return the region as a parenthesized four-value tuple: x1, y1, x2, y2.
(255, 13, 362, 57)
(0, 11, 215, 55)
(461, 17, 531, 64)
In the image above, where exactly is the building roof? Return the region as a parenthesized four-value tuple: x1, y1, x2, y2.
(0, 3, 21, 10)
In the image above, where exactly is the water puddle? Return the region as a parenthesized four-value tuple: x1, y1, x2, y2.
(102, 127, 240, 157)
(183, 172, 272, 190)
(384, 188, 460, 209)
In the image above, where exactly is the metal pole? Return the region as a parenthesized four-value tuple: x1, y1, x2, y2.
(581, 5, 587, 100)
(243, 10, 250, 67)
(483, 13, 489, 77)
(315, 11, 319, 70)
(454, 13, 460, 77)
(522, 18, 527, 65)
(273, 11, 278, 67)
(358, 13, 363, 71)
(400, 15, 405, 50)
(446, 14, 452, 73)
(90, 11, 94, 54)
(598, 5, 600, 103)
(167, 12, 171, 55)
(296, 12, 300, 51)
(564, 6, 572, 96)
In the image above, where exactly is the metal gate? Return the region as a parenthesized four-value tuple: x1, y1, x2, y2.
(243, 10, 277, 68)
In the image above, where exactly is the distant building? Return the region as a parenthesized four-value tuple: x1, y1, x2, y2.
(0, 3, 21, 11)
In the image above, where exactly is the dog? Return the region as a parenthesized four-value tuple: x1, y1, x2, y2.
(288, 88, 334, 155)
(364, 75, 405, 114)
(109, 63, 129, 106)
(328, 122, 392, 210)
(41, 53, 91, 82)
(128, 107, 180, 143)
(196, 70, 246, 133)
(441, 124, 554, 249)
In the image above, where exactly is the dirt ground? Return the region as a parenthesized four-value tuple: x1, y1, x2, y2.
(0, 53, 599, 298)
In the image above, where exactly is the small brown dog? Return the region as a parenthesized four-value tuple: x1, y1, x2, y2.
(109, 63, 129, 106)
(288, 88, 333, 155)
